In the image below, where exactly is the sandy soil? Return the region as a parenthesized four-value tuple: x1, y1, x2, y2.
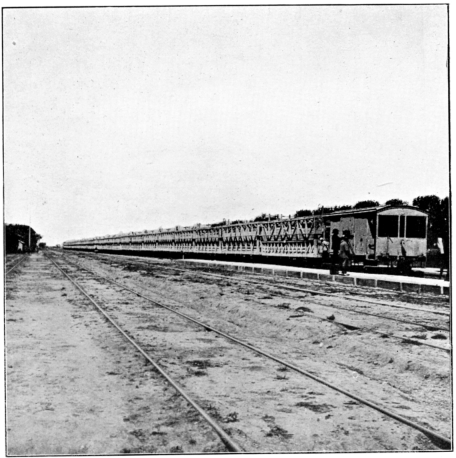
(48, 250, 452, 452)
(6, 254, 226, 455)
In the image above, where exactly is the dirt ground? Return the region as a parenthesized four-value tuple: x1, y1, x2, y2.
(5, 251, 452, 454)
(6, 254, 225, 455)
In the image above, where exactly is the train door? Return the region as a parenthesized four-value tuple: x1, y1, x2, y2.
(353, 217, 369, 256)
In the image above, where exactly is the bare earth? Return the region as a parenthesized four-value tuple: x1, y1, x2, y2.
(6, 254, 224, 455)
(5, 252, 451, 454)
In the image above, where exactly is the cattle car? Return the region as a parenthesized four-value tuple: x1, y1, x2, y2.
(63, 205, 427, 266)
(326, 206, 427, 264)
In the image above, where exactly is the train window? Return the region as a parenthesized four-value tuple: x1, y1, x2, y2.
(406, 216, 426, 238)
(378, 215, 399, 237)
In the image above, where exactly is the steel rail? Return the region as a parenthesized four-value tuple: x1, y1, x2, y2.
(169, 265, 450, 331)
(64, 256, 450, 353)
(5, 255, 20, 266)
(71, 251, 449, 317)
(54, 254, 452, 449)
(185, 267, 450, 316)
(67, 252, 450, 330)
(45, 254, 243, 453)
(5, 255, 27, 275)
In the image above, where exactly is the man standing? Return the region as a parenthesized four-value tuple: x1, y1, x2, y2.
(320, 237, 330, 260)
(339, 230, 354, 275)
(331, 229, 341, 274)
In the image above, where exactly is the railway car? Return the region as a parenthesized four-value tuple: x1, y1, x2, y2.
(326, 205, 427, 265)
(63, 205, 428, 267)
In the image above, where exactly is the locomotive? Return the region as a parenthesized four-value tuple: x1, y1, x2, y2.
(63, 205, 428, 267)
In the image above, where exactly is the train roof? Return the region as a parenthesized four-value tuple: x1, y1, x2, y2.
(324, 205, 428, 218)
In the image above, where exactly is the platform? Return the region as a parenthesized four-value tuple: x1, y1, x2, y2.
(179, 259, 450, 296)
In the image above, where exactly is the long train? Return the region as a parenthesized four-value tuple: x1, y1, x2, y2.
(63, 205, 428, 267)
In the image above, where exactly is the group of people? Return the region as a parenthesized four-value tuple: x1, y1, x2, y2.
(331, 228, 354, 275)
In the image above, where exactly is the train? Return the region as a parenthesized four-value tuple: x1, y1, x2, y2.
(63, 205, 428, 268)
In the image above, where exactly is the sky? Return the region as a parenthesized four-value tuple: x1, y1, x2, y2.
(4, 5, 449, 245)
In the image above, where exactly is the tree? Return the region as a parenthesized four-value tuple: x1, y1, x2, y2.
(253, 213, 270, 222)
(412, 195, 441, 213)
(4, 224, 41, 253)
(385, 198, 408, 206)
(294, 205, 352, 218)
(252, 214, 280, 222)
(294, 209, 313, 218)
(412, 195, 449, 246)
(353, 200, 380, 209)
(5, 224, 18, 253)
(315, 205, 334, 215)
(439, 197, 449, 242)
(333, 205, 352, 212)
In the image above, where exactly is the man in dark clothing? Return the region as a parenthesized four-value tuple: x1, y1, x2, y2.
(339, 230, 354, 274)
(331, 229, 341, 274)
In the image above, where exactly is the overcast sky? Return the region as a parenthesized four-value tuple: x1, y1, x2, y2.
(4, 5, 449, 245)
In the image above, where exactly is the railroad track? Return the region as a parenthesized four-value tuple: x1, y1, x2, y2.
(62, 250, 449, 312)
(64, 254, 450, 353)
(61, 251, 450, 351)
(45, 253, 242, 452)
(6, 254, 21, 265)
(5, 255, 27, 275)
(46, 252, 452, 451)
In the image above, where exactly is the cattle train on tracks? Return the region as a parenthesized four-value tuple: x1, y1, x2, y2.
(63, 205, 428, 268)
